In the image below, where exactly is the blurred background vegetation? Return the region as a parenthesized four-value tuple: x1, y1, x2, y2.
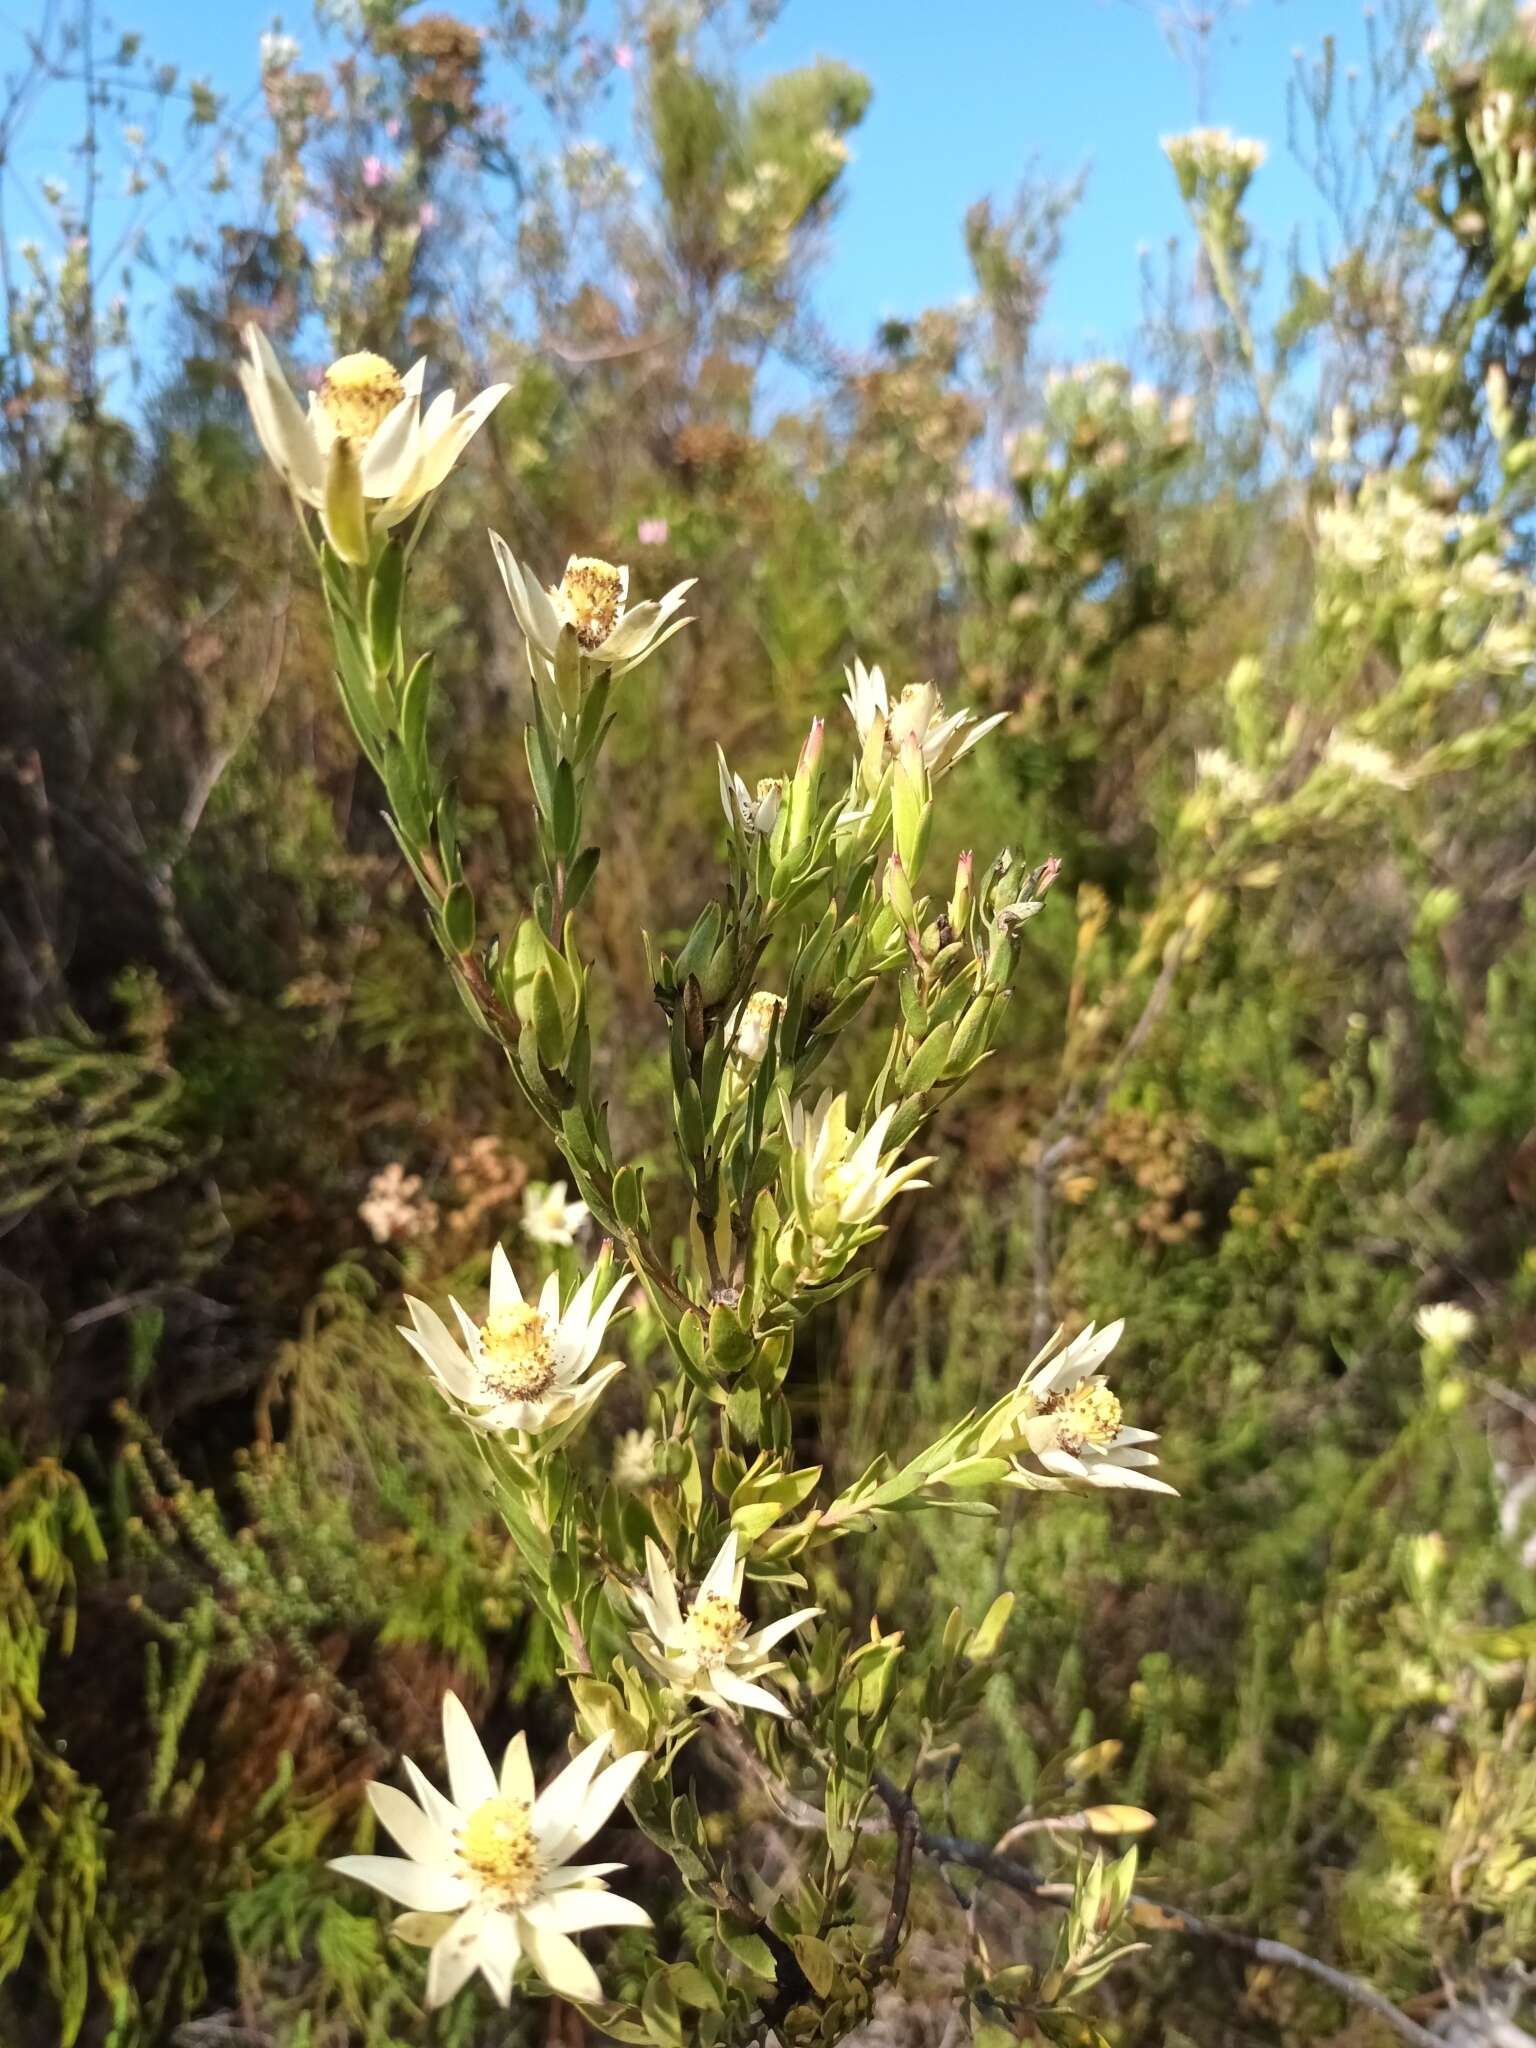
(2, 0, 1535, 2042)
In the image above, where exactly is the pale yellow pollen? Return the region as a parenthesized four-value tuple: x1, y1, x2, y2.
(458, 1796, 541, 1908)
(754, 776, 781, 803)
(744, 991, 781, 1031)
(478, 1302, 557, 1402)
(556, 557, 626, 651)
(317, 351, 405, 444)
(686, 1592, 747, 1661)
(1047, 1381, 1123, 1454)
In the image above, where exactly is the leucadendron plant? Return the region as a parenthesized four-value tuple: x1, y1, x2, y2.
(242, 331, 1174, 2041)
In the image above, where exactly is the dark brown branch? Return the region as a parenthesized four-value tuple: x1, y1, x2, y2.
(878, 1798, 920, 1966)
(870, 1773, 1439, 2048)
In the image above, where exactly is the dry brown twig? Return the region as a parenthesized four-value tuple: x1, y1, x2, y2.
(706, 1721, 1439, 2043)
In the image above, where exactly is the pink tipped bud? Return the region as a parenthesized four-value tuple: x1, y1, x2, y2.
(883, 851, 916, 927)
(786, 716, 826, 855)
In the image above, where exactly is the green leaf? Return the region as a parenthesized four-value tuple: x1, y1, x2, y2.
(442, 881, 476, 954)
(790, 1932, 835, 1998)
(901, 1019, 956, 1096)
(716, 1916, 777, 1984)
(382, 735, 430, 848)
(726, 1381, 763, 1443)
(676, 1078, 707, 1169)
(367, 538, 406, 679)
(399, 651, 435, 765)
(969, 1591, 1014, 1661)
(532, 967, 571, 1066)
(731, 1500, 789, 1542)
(640, 1973, 685, 2047)
(551, 757, 579, 857)
(660, 1962, 721, 2011)
(563, 843, 601, 915)
(613, 1163, 647, 1229)
(330, 624, 386, 769)
(708, 1302, 754, 1369)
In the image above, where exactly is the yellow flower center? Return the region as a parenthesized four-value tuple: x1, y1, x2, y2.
(754, 776, 781, 804)
(458, 1796, 541, 1908)
(479, 1303, 557, 1402)
(556, 557, 626, 651)
(1047, 1382, 1123, 1454)
(317, 351, 405, 444)
(687, 1592, 747, 1660)
(823, 1160, 864, 1208)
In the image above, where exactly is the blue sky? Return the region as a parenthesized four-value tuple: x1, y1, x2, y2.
(4, 0, 1394, 369)
(739, 0, 1384, 360)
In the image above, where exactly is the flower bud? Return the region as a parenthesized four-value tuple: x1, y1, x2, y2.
(858, 709, 887, 799)
(786, 716, 825, 853)
(948, 850, 974, 936)
(891, 735, 931, 875)
(322, 432, 369, 565)
(883, 853, 916, 928)
(698, 932, 739, 1007)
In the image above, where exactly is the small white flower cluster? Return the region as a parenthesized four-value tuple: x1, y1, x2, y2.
(1314, 480, 1450, 576)
(953, 485, 1013, 534)
(1464, 83, 1536, 270)
(1314, 476, 1536, 678)
(1163, 125, 1277, 197)
(1161, 126, 1267, 183)
(360, 1162, 439, 1245)
(610, 1425, 658, 1490)
(718, 753, 783, 839)
(1193, 746, 1261, 806)
(1414, 1301, 1477, 1351)
(521, 1179, 589, 1248)
(1322, 734, 1414, 790)
(1006, 363, 1193, 498)
(259, 29, 300, 73)
(1311, 402, 1354, 469)
(1401, 345, 1458, 420)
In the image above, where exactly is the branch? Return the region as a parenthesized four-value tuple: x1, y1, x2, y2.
(869, 1774, 1439, 2048)
(878, 1798, 919, 1966)
(176, 577, 291, 848)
